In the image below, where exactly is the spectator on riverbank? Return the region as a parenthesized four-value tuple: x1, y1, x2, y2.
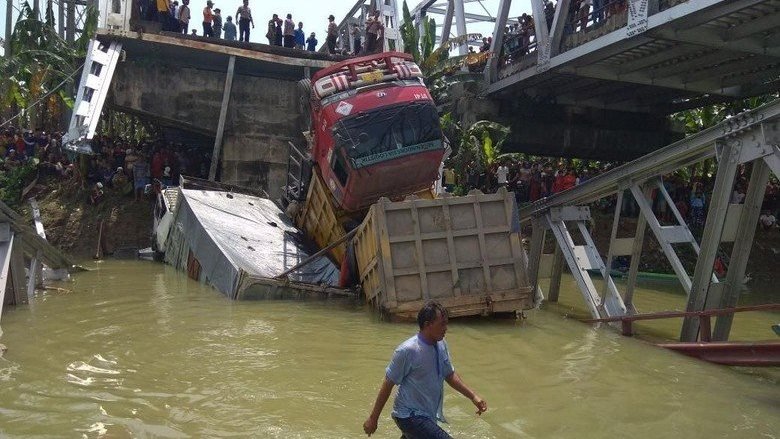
(760, 211, 777, 230)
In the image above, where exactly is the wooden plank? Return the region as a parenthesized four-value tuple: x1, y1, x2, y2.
(0, 201, 76, 270)
(581, 303, 780, 323)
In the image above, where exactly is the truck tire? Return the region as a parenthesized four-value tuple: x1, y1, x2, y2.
(298, 78, 312, 130)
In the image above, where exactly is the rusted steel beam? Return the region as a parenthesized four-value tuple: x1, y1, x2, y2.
(581, 303, 780, 324)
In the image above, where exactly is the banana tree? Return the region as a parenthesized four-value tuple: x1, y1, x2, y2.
(0, 1, 97, 129)
(441, 113, 510, 184)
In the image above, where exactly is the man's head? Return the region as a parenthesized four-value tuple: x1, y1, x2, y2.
(206, 0, 212, 7)
(417, 301, 448, 342)
(226, 15, 232, 21)
(298, 21, 303, 28)
(328, 14, 335, 22)
(287, 13, 292, 19)
(214, 8, 220, 14)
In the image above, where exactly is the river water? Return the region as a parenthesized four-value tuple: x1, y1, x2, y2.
(0, 261, 778, 438)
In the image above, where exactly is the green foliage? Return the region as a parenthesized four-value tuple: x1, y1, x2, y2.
(0, 161, 38, 206)
(442, 113, 510, 183)
(0, 1, 98, 128)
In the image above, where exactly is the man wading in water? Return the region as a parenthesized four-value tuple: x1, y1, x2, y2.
(363, 301, 487, 438)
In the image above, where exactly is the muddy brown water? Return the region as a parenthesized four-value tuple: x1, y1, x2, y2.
(0, 261, 778, 438)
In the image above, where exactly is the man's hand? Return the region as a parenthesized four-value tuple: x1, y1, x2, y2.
(472, 395, 487, 415)
(363, 416, 378, 436)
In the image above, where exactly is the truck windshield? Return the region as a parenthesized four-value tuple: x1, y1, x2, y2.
(332, 102, 443, 169)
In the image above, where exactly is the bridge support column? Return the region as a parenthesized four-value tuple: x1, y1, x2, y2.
(712, 158, 771, 340)
(529, 0, 550, 70)
(441, 0, 454, 43)
(209, 55, 236, 182)
(452, 0, 467, 55)
(547, 244, 564, 303)
(485, 0, 511, 83)
(526, 216, 546, 303)
(681, 123, 780, 341)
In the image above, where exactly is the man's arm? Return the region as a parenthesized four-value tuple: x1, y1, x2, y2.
(363, 376, 395, 436)
(445, 372, 487, 415)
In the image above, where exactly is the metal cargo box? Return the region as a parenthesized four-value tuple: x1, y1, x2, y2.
(295, 170, 347, 264)
(354, 189, 533, 319)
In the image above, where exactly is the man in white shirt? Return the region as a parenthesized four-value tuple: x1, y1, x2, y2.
(496, 162, 509, 189)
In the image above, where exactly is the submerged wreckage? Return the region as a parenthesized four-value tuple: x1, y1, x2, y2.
(151, 52, 534, 318)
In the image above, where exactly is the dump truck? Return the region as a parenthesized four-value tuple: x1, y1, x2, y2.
(284, 51, 534, 318)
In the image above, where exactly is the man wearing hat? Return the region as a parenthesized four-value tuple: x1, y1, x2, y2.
(326, 14, 337, 54)
(213, 8, 223, 38)
(306, 31, 318, 51)
(202, 0, 214, 37)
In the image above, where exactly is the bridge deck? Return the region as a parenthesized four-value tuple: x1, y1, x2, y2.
(488, 0, 780, 113)
(96, 29, 342, 79)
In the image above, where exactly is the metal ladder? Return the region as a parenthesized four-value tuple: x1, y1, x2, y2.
(63, 39, 123, 153)
(374, 0, 402, 51)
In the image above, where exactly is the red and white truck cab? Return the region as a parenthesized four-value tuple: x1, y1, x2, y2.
(308, 52, 445, 213)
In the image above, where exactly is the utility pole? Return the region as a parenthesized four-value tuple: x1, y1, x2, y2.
(5, 0, 12, 56)
(66, 0, 75, 42)
(33, 0, 39, 18)
(58, 0, 64, 37)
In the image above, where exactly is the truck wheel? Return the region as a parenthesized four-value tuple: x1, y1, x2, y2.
(298, 78, 312, 130)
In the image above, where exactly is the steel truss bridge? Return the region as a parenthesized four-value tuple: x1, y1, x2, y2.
(331, 0, 780, 113)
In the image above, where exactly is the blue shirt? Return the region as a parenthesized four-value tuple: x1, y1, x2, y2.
(306, 36, 318, 51)
(294, 28, 305, 46)
(386, 334, 455, 422)
(223, 21, 237, 40)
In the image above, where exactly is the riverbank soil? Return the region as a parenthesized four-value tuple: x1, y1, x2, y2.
(17, 176, 152, 261)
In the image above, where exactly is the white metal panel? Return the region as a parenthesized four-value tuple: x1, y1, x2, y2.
(659, 225, 692, 243)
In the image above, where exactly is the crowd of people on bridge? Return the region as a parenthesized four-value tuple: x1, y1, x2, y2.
(498, 0, 630, 67)
(137, 0, 387, 55)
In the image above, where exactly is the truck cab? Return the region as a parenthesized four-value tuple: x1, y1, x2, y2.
(308, 52, 445, 213)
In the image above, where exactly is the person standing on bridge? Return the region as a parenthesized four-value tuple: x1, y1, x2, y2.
(363, 301, 487, 438)
(236, 0, 254, 42)
(223, 16, 237, 40)
(294, 22, 306, 50)
(178, 0, 191, 34)
(326, 15, 338, 54)
(212, 8, 223, 38)
(283, 14, 295, 48)
(202, 1, 214, 38)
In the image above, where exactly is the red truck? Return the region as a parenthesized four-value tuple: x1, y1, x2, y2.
(304, 51, 445, 213)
